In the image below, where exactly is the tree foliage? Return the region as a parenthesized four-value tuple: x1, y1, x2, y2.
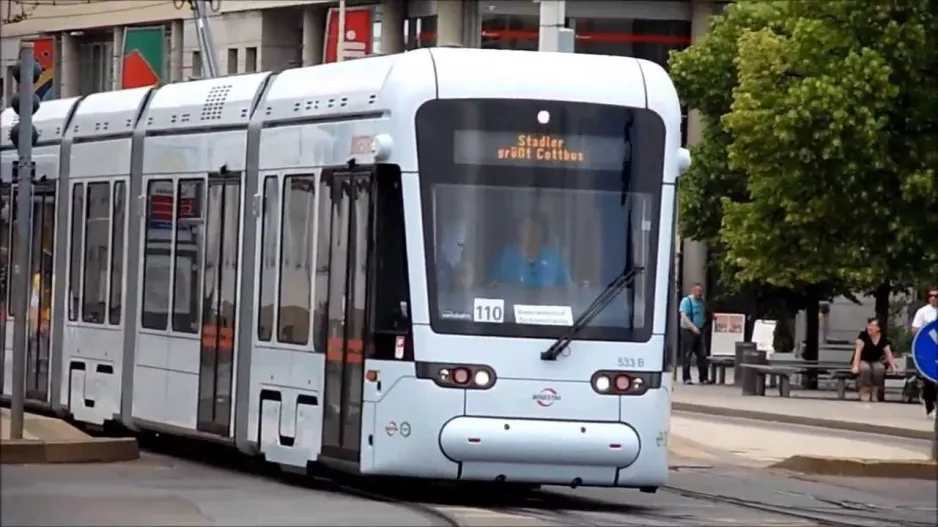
(670, 0, 938, 303)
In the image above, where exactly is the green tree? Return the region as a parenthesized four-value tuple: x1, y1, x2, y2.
(670, 0, 788, 242)
(721, 0, 938, 333)
(669, 0, 842, 352)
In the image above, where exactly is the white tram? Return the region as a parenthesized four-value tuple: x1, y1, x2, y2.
(0, 47, 689, 490)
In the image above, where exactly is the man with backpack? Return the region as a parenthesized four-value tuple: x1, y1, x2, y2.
(679, 282, 711, 385)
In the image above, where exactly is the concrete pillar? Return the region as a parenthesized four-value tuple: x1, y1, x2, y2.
(680, 0, 711, 294)
(436, 0, 464, 46)
(58, 32, 80, 97)
(111, 26, 124, 90)
(302, 6, 326, 66)
(537, 0, 565, 52)
(381, 0, 405, 54)
(170, 19, 185, 82)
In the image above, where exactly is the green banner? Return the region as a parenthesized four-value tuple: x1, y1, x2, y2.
(122, 26, 165, 89)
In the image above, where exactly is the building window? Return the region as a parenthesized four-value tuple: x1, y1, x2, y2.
(480, 14, 541, 52)
(574, 19, 692, 70)
(245, 47, 257, 73)
(405, 15, 437, 50)
(227, 48, 238, 74)
(479, 15, 691, 71)
(77, 38, 114, 95)
(191, 50, 202, 79)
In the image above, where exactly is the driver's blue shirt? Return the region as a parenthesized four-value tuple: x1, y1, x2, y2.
(489, 245, 572, 288)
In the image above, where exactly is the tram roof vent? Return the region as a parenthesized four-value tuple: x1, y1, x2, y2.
(200, 84, 233, 122)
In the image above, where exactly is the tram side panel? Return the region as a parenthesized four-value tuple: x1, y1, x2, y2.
(59, 85, 154, 425)
(62, 138, 132, 424)
(613, 60, 686, 489)
(133, 129, 248, 432)
(252, 118, 375, 467)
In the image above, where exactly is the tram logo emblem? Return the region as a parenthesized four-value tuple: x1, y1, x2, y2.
(533, 388, 561, 407)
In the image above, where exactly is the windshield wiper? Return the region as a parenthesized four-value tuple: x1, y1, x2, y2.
(540, 266, 645, 361)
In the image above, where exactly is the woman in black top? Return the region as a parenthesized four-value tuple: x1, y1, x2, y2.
(851, 317, 900, 402)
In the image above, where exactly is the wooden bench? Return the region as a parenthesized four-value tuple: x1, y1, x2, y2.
(739, 364, 803, 397)
(706, 356, 736, 385)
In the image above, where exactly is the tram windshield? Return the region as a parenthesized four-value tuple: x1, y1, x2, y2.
(416, 99, 666, 342)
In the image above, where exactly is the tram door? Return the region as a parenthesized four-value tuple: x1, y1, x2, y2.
(0, 184, 56, 400)
(0, 186, 10, 393)
(196, 174, 241, 436)
(321, 169, 372, 459)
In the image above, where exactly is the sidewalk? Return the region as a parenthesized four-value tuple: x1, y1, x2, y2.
(671, 379, 935, 440)
(1, 408, 138, 464)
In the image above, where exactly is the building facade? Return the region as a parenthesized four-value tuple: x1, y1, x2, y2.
(1, 0, 722, 291)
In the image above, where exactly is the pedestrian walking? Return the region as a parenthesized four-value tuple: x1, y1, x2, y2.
(911, 287, 938, 419)
(679, 282, 711, 385)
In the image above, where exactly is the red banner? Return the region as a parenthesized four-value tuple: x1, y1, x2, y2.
(324, 6, 374, 63)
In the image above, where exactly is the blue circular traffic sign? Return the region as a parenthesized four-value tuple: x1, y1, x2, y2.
(911, 319, 938, 383)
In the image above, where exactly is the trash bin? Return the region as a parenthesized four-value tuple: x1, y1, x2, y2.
(733, 341, 752, 386)
(738, 342, 768, 396)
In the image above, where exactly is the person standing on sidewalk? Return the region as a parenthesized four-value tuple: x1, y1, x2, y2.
(679, 283, 711, 385)
(911, 287, 938, 419)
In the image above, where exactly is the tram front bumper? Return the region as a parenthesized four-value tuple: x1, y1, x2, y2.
(439, 416, 641, 468)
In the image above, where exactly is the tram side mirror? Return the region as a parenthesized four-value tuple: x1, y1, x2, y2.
(677, 148, 691, 177)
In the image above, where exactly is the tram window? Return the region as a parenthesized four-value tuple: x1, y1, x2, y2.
(312, 176, 332, 353)
(109, 182, 126, 325)
(277, 175, 316, 346)
(68, 183, 84, 322)
(372, 167, 411, 334)
(257, 176, 278, 342)
(172, 179, 205, 334)
(81, 182, 111, 324)
(141, 179, 174, 330)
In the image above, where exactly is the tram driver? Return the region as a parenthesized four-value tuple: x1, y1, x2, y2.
(487, 215, 572, 289)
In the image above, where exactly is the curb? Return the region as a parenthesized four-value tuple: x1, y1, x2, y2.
(1, 437, 139, 465)
(672, 402, 933, 440)
(771, 455, 937, 480)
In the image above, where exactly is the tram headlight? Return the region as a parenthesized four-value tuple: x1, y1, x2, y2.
(614, 374, 632, 392)
(593, 375, 611, 393)
(473, 370, 491, 388)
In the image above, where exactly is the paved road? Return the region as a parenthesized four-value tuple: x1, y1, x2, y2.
(0, 453, 449, 526)
(532, 465, 936, 526)
(3, 415, 935, 527)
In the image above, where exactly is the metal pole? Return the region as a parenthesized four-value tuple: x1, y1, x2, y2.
(538, 0, 566, 52)
(931, 412, 938, 462)
(196, 0, 220, 77)
(184, 0, 219, 77)
(10, 42, 36, 441)
(336, 0, 347, 62)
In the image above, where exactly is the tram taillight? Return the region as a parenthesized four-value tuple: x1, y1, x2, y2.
(591, 371, 656, 396)
(416, 362, 497, 390)
(452, 367, 470, 385)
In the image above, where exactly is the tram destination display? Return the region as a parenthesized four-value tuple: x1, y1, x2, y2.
(453, 131, 628, 170)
